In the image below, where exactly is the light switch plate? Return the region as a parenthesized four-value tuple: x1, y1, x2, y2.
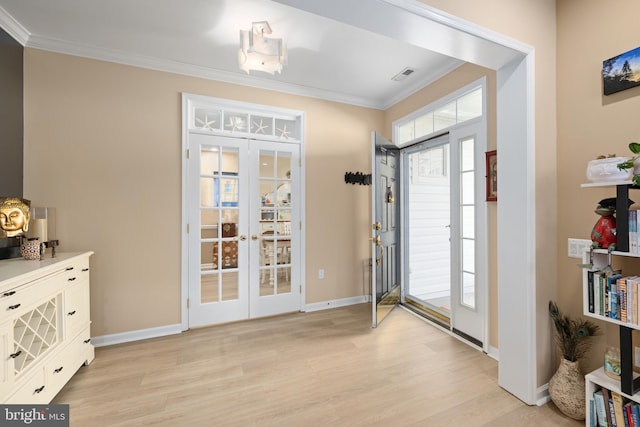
(568, 238, 592, 259)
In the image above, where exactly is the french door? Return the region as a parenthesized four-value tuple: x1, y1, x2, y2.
(187, 133, 301, 327)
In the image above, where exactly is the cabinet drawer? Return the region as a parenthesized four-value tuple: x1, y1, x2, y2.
(0, 272, 66, 319)
(6, 367, 49, 404)
(64, 281, 89, 338)
(46, 344, 79, 397)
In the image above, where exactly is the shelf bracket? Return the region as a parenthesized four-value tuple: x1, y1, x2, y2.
(616, 185, 630, 252)
(620, 325, 640, 395)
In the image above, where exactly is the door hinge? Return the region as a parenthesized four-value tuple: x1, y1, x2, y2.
(186, 149, 190, 159)
(187, 298, 189, 308)
(187, 223, 189, 233)
(299, 221, 302, 230)
(299, 285, 302, 294)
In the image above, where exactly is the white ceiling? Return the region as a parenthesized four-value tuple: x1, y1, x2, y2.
(0, 0, 471, 110)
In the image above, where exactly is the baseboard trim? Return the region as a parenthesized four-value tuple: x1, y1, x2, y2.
(536, 383, 550, 406)
(92, 323, 183, 347)
(304, 295, 369, 312)
(93, 297, 369, 347)
(487, 345, 499, 361)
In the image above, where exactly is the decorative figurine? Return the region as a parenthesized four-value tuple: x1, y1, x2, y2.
(0, 197, 31, 238)
(591, 197, 632, 249)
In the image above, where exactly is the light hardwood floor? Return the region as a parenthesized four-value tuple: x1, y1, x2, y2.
(53, 304, 582, 426)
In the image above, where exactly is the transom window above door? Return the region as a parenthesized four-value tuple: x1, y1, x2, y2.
(394, 85, 483, 146)
(185, 94, 303, 143)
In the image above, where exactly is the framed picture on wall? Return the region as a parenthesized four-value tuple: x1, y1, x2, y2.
(603, 46, 640, 95)
(485, 150, 497, 202)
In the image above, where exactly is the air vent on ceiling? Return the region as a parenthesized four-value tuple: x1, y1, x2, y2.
(391, 67, 416, 82)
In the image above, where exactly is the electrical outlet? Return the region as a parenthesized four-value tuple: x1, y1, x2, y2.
(318, 269, 325, 280)
(568, 238, 592, 259)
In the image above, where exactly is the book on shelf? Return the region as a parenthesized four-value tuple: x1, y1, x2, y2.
(608, 273, 622, 318)
(594, 390, 609, 426)
(611, 391, 625, 427)
(602, 387, 615, 427)
(632, 403, 640, 426)
(630, 209, 638, 255)
(589, 270, 595, 313)
(609, 397, 618, 427)
(620, 277, 629, 323)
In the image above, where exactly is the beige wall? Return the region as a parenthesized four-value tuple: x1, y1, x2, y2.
(23, 48, 383, 336)
(557, 0, 640, 372)
(384, 63, 498, 349)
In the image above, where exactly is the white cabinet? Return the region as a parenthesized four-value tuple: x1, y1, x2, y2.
(0, 252, 94, 403)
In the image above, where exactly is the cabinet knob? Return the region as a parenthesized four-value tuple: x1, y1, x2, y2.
(2, 291, 16, 297)
(54, 366, 64, 374)
(68, 277, 76, 282)
(67, 310, 76, 316)
(9, 350, 22, 359)
(8, 304, 21, 310)
(66, 267, 74, 271)
(83, 338, 91, 344)
(34, 385, 45, 394)
(82, 268, 89, 272)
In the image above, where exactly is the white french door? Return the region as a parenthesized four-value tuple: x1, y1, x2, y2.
(187, 133, 300, 327)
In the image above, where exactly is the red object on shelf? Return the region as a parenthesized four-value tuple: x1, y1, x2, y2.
(591, 213, 617, 249)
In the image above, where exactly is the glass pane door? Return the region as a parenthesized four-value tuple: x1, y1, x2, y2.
(250, 141, 300, 318)
(188, 134, 249, 326)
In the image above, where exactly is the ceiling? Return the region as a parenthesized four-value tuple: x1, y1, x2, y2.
(0, 0, 470, 110)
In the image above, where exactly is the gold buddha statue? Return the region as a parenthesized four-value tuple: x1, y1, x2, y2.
(0, 198, 31, 237)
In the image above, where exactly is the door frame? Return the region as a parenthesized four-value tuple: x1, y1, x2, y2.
(180, 93, 306, 330)
(397, 119, 488, 351)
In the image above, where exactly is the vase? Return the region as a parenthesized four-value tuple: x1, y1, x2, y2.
(548, 358, 585, 420)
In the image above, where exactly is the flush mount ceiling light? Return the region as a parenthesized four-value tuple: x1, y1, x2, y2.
(238, 21, 287, 75)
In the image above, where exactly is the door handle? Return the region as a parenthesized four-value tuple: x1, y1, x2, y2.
(251, 235, 259, 240)
(372, 222, 381, 231)
(239, 235, 247, 241)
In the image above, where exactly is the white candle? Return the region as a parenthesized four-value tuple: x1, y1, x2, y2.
(34, 219, 47, 242)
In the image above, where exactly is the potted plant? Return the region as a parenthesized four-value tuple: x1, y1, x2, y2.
(617, 142, 640, 185)
(547, 301, 600, 420)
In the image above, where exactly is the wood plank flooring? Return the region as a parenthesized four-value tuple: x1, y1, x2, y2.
(53, 304, 582, 426)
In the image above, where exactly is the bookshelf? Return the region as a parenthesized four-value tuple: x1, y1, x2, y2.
(582, 182, 640, 425)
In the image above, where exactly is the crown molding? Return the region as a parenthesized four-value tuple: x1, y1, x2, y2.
(0, 5, 29, 45)
(26, 34, 394, 110)
(24, 33, 452, 111)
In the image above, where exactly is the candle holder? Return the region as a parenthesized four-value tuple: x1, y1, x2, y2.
(28, 207, 58, 257)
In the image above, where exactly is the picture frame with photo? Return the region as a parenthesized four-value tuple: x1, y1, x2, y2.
(485, 150, 497, 202)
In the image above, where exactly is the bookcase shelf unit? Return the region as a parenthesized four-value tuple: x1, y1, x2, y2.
(582, 182, 640, 425)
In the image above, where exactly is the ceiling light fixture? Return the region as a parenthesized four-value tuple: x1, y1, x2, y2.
(238, 21, 287, 75)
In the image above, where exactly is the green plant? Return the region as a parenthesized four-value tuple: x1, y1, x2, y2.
(548, 301, 599, 362)
(617, 142, 640, 186)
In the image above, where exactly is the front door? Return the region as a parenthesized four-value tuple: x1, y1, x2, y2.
(371, 132, 401, 327)
(187, 133, 301, 327)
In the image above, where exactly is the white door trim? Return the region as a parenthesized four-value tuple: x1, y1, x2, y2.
(274, 0, 536, 404)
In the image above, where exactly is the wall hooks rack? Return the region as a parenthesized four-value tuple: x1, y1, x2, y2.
(344, 171, 372, 185)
